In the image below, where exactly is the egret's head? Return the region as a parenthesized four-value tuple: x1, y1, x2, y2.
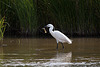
(42, 24, 54, 33)
(46, 24, 54, 28)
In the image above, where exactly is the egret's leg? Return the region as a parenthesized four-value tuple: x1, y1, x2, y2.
(61, 43, 64, 49)
(56, 43, 58, 49)
(56, 40, 59, 49)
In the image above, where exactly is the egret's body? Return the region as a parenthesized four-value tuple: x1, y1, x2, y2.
(50, 30, 72, 44)
(44, 24, 72, 49)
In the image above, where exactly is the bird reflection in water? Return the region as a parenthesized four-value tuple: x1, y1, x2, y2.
(43, 51, 72, 66)
(50, 52, 72, 63)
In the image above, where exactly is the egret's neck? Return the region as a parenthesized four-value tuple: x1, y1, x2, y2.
(49, 27, 54, 34)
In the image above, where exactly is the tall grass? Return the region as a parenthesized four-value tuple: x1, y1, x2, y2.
(0, 16, 7, 39)
(43, 0, 76, 32)
(0, 0, 100, 37)
(13, 0, 37, 34)
(0, 0, 37, 36)
(43, 0, 100, 36)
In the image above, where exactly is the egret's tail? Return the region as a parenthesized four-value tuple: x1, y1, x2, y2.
(66, 38, 72, 44)
(68, 40, 72, 44)
(69, 39, 73, 44)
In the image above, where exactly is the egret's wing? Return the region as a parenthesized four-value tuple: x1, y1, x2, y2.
(53, 30, 72, 44)
(54, 31, 68, 41)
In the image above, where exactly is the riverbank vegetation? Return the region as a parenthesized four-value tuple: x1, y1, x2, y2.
(0, 16, 8, 39)
(0, 0, 100, 37)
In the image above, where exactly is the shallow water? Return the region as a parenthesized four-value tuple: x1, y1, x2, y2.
(0, 38, 100, 67)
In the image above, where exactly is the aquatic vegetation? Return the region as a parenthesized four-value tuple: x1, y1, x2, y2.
(0, 16, 8, 39)
(13, 0, 37, 34)
(0, 0, 100, 37)
(43, 0, 100, 36)
(0, 0, 38, 36)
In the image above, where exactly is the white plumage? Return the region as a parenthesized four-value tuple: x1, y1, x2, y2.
(44, 24, 72, 49)
(51, 30, 72, 44)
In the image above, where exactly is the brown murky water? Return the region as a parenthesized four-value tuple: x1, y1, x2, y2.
(0, 38, 100, 67)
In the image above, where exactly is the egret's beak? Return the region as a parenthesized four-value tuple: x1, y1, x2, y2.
(42, 28, 47, 33)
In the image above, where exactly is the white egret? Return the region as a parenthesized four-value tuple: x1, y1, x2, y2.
(43, 24, 72, 49)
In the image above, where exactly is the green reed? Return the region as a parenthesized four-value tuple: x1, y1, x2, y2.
(13, 0, 37, 34)
(0, 0, 100, 36)
(43, 0, 100, 36)
(0, 16, 7, 39)
(0, 0, 37, 35)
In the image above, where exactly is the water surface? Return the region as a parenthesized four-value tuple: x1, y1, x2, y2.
(0, 38, 100, 67)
